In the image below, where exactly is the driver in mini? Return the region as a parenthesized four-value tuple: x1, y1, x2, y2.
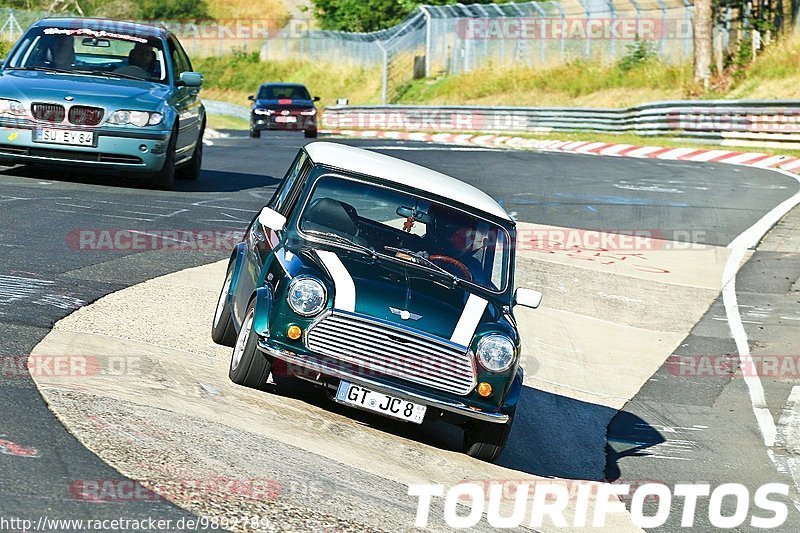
(435, 218, 488, 285)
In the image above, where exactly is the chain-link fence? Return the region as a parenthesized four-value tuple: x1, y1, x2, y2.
(261, 1, 694, 103)
(1, 8, 51, 44)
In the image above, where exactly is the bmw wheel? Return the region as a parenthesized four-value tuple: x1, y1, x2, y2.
(229, 300, 272, 389)
(152, 125, 178, 190)
(178, 121, 204, 181)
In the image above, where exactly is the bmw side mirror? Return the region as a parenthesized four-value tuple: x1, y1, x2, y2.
(514, 288, 542, 309)
(248, 95, 255, 101)
(313, 96, 320, 102)
(178, 72, 202, 88)
(258, 207, 286, 232)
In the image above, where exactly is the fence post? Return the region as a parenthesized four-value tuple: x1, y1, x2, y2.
(605, 0, 617, 60)
(377, 41, 388, 104)
(420, 6, 432, 77)
(578, 0, 592, 58)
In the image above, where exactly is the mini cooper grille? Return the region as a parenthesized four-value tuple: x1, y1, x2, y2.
(306, 312, 476, 396)
(68, 106, 104, 126)
(32, 103, 66, 123)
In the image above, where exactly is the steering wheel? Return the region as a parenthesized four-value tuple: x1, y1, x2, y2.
(429, 255, 472, 282)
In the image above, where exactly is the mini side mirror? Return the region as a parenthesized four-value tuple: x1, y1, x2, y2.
(178, 71, 202, 88)
(248, 95, 256, 101)
(258, 207, 286, 232)
(514, 288, 542, 309)
(313, 96, 320, 102)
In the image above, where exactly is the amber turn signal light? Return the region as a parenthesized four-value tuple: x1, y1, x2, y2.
(477, 382, 493, 397)
(287, 325, 302, 340)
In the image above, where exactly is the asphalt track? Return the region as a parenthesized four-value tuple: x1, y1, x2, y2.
(1, 130, 799, 531)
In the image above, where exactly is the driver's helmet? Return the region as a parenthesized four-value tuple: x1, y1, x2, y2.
(435, 211, 476, 256)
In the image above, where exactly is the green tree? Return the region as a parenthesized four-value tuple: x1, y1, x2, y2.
(136, 0, 210, 20)
(312, 0, 505, 32)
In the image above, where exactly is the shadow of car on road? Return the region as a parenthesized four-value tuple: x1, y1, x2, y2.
(260, 367, 664, 482)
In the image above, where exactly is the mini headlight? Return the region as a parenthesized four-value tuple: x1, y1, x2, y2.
(107, 110, 161, 127)
(476, 335, 515, 373)
(0, 98, 27, 117)
(254, 108, 274, 115)
(287, 277, 326, 316)
(300, 108, 316, 116)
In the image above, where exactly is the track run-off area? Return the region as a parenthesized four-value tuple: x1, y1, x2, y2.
(2, 130, 800, 531)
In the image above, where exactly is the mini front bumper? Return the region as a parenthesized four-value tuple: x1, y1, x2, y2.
(257, 338, 511, 424)
(0, 123, 170, 172)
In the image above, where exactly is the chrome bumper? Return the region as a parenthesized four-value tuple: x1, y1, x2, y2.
(257, 339, 510, 424)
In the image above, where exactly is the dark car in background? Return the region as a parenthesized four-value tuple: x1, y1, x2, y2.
(249, 83, 319, 139)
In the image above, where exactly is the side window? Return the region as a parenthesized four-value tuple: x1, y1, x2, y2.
(166, 36, 188, 82)
(269, 151, 309, 215)
(490, 231, 508, 291)
(173, 37, 193, 73)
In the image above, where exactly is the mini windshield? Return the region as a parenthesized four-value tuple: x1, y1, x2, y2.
(298, 175, 510, 292)
(258, 85, 311, 100)
(6, 27, 167, 83)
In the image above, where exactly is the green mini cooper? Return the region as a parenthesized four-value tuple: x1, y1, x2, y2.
(212, 142, 542, 461)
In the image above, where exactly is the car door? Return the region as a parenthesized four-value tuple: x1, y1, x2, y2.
(233, 150, 311, 323)
(167, 34, 202, 163)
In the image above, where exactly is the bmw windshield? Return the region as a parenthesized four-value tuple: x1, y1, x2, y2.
(6, 27, 168, 83)
(297, 174, 511, 292)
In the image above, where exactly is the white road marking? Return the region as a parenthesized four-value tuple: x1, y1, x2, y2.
(316, 250, 356, 312)
(450, 294, 488, 347)
(0, 275, 54, 305)
(723, 168, 800, 450)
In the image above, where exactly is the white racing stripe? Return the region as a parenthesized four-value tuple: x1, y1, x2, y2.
(450, 294, 488, 347)
(316, 250, 356, 312)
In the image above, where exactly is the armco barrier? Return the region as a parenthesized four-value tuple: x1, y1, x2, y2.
(321, 101, 800, 149)
(204, 99, 800, 150)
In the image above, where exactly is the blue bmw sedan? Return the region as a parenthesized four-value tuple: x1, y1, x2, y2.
(0, 18, 205, 190)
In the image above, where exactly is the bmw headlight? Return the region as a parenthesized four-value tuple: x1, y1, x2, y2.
(476, 335, 515, 373)
(287, 277, 326, 316)
(253, 108, 274, 115)
(300, 108, 316, 116)
(107, 110, 163, 127)
(0, 98, 27, 117)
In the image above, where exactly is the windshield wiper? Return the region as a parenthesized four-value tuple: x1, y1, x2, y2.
(303, 230, 377, 258)
(383, 246, 459, 284)
(99, 70, 150, 81)
(6, 66, 76, 74)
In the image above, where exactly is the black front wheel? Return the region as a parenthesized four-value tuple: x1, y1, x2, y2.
(151, 125, 178, 190)
(211, 262, 236, 347)
(177, 124, 204, 181)
(228, 301, 272, 390)
(304, 129, 318, 139)
(463, 413, 514, 462)
(249, 128, 261, 138)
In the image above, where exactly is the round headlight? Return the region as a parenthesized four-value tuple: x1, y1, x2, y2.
(477, 335, 515, 373)
(287, 277, 326, 316)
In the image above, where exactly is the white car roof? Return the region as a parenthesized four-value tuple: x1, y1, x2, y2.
(304, 142, 512, 221)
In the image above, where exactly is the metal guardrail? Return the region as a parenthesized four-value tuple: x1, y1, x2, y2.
(320, 101, 800, 148)
(204, 99, 800, 149)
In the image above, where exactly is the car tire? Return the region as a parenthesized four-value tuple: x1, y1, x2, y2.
(229, 300, 272, 390)
(211, 262, 237, 347)
(304, 129, 318, 138)
(152, 125, 177, 190)
(249, 128, 261, 138)
(463, 413, 514, 462)
(177, 122, 203, 181)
